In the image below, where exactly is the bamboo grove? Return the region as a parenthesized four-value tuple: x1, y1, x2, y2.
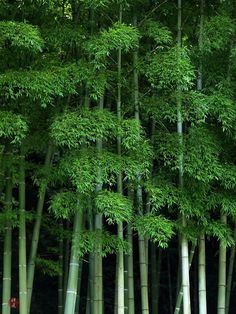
(1, 0, 236, 313)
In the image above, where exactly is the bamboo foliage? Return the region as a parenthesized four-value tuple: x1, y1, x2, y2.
(0, 0, 236, 313)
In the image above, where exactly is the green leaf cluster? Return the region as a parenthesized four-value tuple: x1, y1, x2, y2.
(133, 214, 174, 248)
(50, 108, 117, 147)
(95, 190, 132, 224)
(146, 46, 195, 91)
(49, 191, 78, 219)
(0, 111, 28, 143)
(0, 21, 44, 52)
(74, 230, 130, 257)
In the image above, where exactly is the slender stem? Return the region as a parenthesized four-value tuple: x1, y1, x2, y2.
(94, 96, 104, 314)
(75, 260, 83, 314)
(174, 240, 196, 314)
(225, 225, 236, 314)
(127, 223, 135, 314)
(2, 168, 12, 314)
(199, 232, 207, 314)
(64, 210, 83, 313)
(87, 209, 94, 314)
(117, 5, 125, 314)
(198, 2, 207, 313)
(133, 12, 149, 314)
(177, 1, 191, 313)
(124, 241, 129, 314)
(19, 152, 28, 314)
(217, 215, 227, 314)
(27, 144, 54, 313)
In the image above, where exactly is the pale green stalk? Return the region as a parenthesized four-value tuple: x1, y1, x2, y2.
(64, 210, 83, 313)
(174, 241, 196, 314)
(75, 260, 83, 314)
(177, 1, 191, 313)
(198, 2, 207, 313)
(217, 215, 227, 314)
(138, 214, 149, 314)
(133, 13, 149, 314)
(199, 233, 207, 314)
(127, 224, 135, 314)
(19, 152, 28, 314)
(86, 209, 94, 314)
(151, 244, 158, 314)
(2, 168, 12, 314)
(94, 96, 104, 314)
(27, 144, 53, 313)
(117, 5, 124, 314)
(225, 226, 236, 314)
(124, 250, 128, 314)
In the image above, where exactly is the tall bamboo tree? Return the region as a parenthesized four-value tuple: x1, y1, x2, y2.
(117, 5, 125, 314)
(198, 1, 207, 313)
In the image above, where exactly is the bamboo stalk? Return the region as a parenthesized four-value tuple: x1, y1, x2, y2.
(199, 232, 207, 314)
(116, 5, 125, 314)
(93, 214, 103, 314)
(225, 226, 236, 314)
(2, 167, 12, 314)
(94, 96, 104, 314)
(19, 152, 28, 314)
(174, 240, 196, 314)
(127, 224, 135, 314)
(197, 2, 206, 313)
(124, 243, 129, 314)
(75, 260, 83, 314)
(177, 1, 191, 313)
(217, 215, 227, 314)
(133, 13, 149, 313)
(27, 144, 53, 312)
(87, 209, 94, 314)
(64, 210, 83, 313)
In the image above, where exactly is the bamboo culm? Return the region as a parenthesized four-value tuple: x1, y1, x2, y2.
(225, 226, 236, 314)
(27, 144, 54, 313)
(19, 152, 28, 314)
(116, 5, 125, 314)
(199, 233, 207, 314)
(93, 96, 104, 314)
(64, 210, 83, 314)
(2, 167, 13, 314)
(217, 215, 227, 314)
(174, 241, 197, 314)
(177, 1, 191, 313)
(127, 223, 135, 314)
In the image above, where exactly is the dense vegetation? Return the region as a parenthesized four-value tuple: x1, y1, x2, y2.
(1, 0, 236, 313)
